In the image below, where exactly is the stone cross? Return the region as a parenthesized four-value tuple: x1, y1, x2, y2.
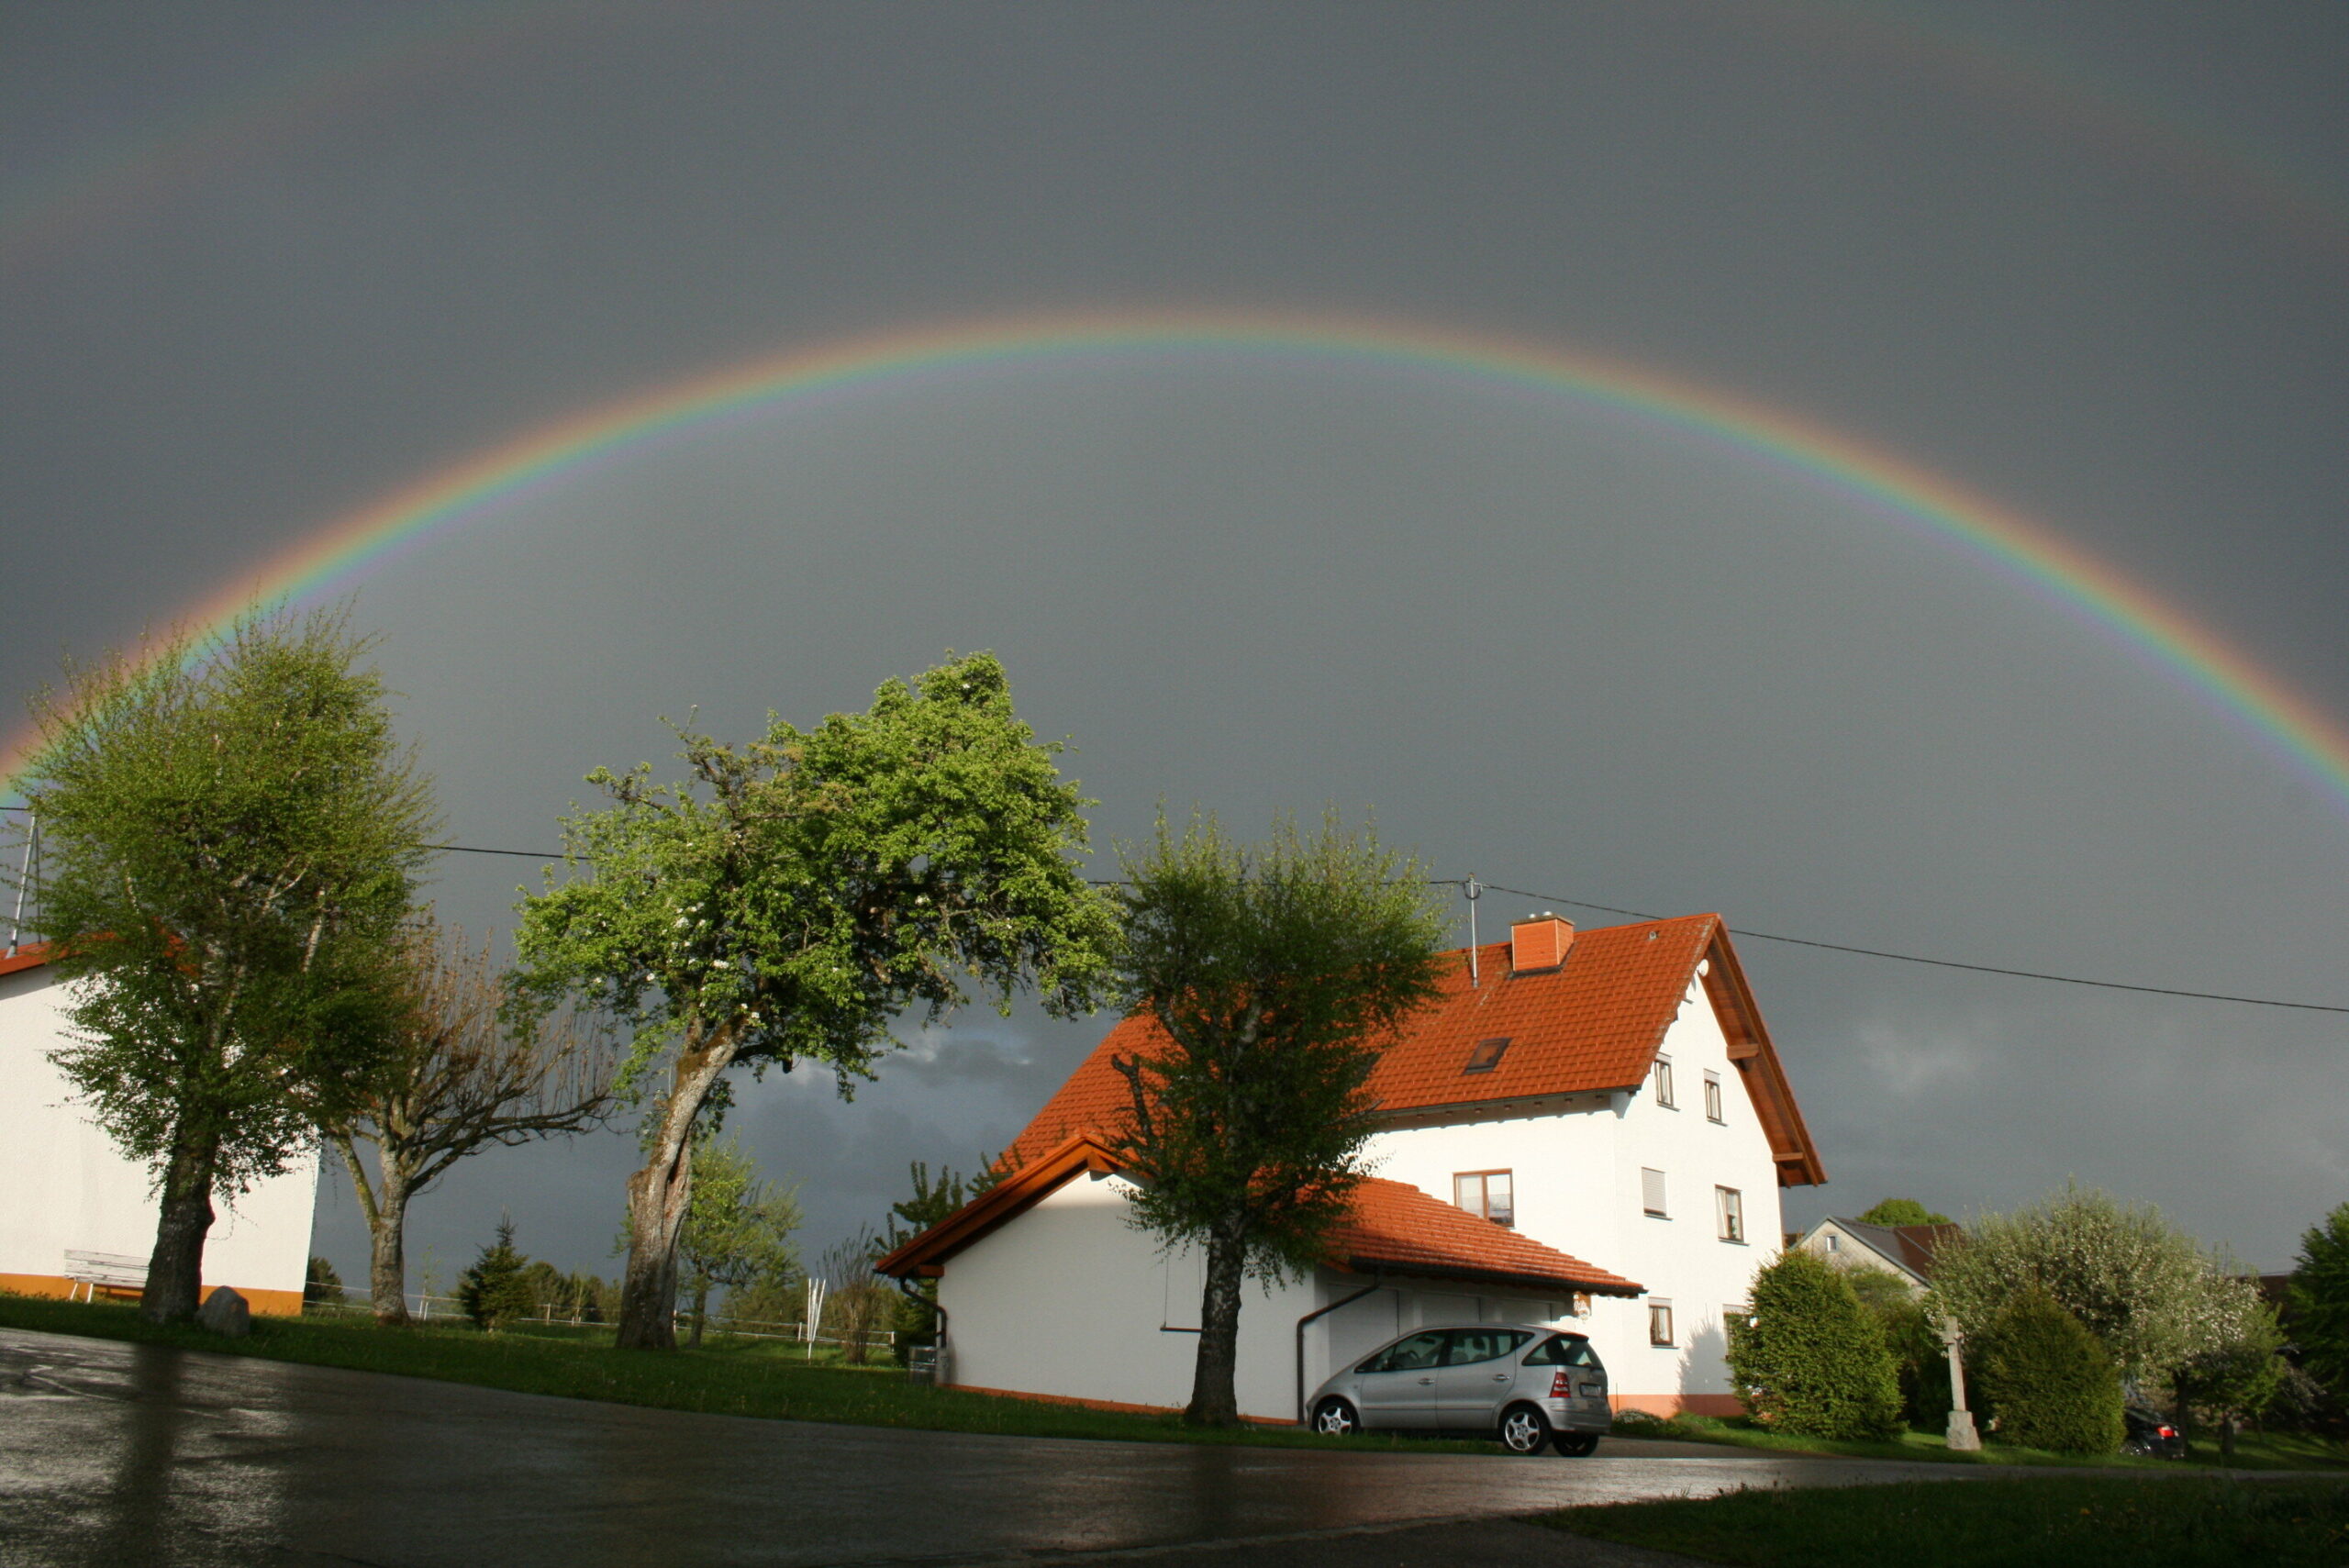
(1939, 1316, 1981, 1451)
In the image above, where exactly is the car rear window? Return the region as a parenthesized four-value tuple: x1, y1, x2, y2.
(1522, 1335, 1599, 1368)
(1445, 1329, 1533, 1366)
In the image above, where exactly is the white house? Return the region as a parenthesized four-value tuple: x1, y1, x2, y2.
(0, 943, 318, 1315)
(879, 912, 1825, 1421)
(1791, 1217, 1959, 1298)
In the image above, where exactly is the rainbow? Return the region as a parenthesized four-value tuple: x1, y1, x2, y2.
(6, 309, 2349, 820)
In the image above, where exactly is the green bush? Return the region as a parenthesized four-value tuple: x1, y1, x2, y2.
(1728, 1249, 1904, 1440)
(1976, 1285, 2124, 1454)
(457, 1217, 540, 1332)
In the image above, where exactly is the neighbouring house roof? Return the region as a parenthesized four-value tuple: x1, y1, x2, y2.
(873, 1132, 1644, 1298)
(0, 941, 54, 979)
(1004, 914, 1825, 1186)
(1810, 1218, 1963, 1284)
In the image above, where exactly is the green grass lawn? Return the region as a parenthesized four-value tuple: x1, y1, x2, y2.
(1540, 1474, 2349, 1568)
(1610, 1408, 2348, 1472)
(0, 1292, 1495, 1452)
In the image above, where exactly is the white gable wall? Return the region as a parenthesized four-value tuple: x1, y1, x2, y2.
(0, 963, 317, 1313)
(1601, 965, 1783, 1412)
(1360, 962, 1784, 1413)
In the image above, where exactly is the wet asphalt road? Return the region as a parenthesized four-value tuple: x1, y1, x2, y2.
(0, 1328, 1990, 1567)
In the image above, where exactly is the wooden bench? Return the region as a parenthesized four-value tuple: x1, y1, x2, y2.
(62, 1250, 147, 1303)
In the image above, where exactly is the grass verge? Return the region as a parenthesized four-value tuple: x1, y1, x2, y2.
(1609, 1408, 2347, 1471)
(1539, 1473, 2349, 1568)
(0, 1293, 1494, 1452)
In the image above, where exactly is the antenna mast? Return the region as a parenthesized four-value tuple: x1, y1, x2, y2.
(6, 810, 34, 959)
(1465, 874, 1481, 987)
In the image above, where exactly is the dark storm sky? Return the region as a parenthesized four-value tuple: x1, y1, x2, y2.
(3, 1, 2343, 1285)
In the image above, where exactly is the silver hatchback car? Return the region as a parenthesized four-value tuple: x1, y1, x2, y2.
(1308, 1324, 1610, 1455)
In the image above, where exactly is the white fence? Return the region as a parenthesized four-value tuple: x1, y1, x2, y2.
(305, 1285, 896, 1351)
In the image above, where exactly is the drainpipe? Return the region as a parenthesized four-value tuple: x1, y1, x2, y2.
(1297, 1280, 1384, 1424)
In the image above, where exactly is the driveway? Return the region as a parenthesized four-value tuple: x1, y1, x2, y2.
(0, 1327, 1989, 1567)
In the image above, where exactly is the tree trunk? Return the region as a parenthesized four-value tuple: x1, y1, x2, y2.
(367, 1172, 414, 1327)
(1186, 1226, 1247, 1428)
(688, 1278, 708, 1349)
(334, 1134, 413, 1327)
(613, 1027, 737, 1351)
(141, 1120, 220, 1324)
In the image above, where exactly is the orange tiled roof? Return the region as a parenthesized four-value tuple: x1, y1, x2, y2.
(874, 1133, 1642, 1296)
(1007, 914, 1825, 1187)
(1330, 1176, 1642, 1296)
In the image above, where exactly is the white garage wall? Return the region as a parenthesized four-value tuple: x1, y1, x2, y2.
(0, 963, 317, 1310)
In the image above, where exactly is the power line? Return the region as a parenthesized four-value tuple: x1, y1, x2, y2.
(8, 809, 2342, 1014)
(1472, 880, 2349, 1015)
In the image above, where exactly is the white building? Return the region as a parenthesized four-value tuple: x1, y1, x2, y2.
(1791, 1216, 1959, 1297)
(879, 912, 1825, 1421)
(0, 944, 318, 1315)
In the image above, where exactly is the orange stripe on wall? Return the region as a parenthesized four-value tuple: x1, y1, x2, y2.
(0, 1273, 306, 1317)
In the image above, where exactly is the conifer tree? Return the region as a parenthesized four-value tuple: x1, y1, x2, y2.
(458, 1216, 539, 1331)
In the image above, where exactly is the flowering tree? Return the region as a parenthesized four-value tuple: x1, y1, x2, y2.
(513, 653, 1114, 1350)
(1928, 1184, 2279, 1414)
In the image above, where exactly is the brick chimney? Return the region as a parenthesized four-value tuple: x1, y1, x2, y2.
(1510, 914, 1575, 974)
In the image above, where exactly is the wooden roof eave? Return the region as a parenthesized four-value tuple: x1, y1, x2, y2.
(1698, 925, 1827, 1187)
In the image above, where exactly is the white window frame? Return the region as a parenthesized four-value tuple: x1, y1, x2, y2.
(1703, 1071, 1723, 1123)
(1716, 1185, 1745, 1244)
(1641, 1166, 1668, 1218)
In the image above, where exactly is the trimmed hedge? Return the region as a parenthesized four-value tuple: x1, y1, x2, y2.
(1728, 1248, 1904, 1440)
(1976, 1285, 2125, 1454)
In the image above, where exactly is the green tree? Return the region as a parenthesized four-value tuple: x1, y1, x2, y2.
(1727, 1247, 1904, 1440)
(2172, 1267, 2287, 1457)
(674, 1134, 802, 1347)
(13, 607, 435, 1322)
(2289, 1204, 2349, 1398)
(513, 653, 1114, 1350)
(457, 1216, 539, 1331)
(1929, 1184, 2228, 1388)
(1106, 811, 1448, 1428)
(1857, 1198, 1953, 1227)
(1975, 1285, 2125, 1454)
(323, 915, 615, 1326)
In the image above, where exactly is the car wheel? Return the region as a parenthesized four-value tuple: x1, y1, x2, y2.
(1312, 1397, 1361, 1438)
(1498, 1404, 1552, 1454)
(1553, 1432, 1599, 1457)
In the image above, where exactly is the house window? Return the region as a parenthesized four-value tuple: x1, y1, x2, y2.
(1648, 1301, 1675, 1347)
(1641, 1167, 1667, 1218)
(1717, 1186, 1745, 1243)
(1703, 1072, 1723, 1122)
(1652, 1055, 1675, 1107)
(1464, 1036, 1510, 1074)
(1825, 1233, 1841, 1254)
(1454, 1170, 1514, 1228)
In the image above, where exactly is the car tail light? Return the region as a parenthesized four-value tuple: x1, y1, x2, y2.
(1550, 1372, 1570, 1398)
(2158, 1426, 2176, 1439)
